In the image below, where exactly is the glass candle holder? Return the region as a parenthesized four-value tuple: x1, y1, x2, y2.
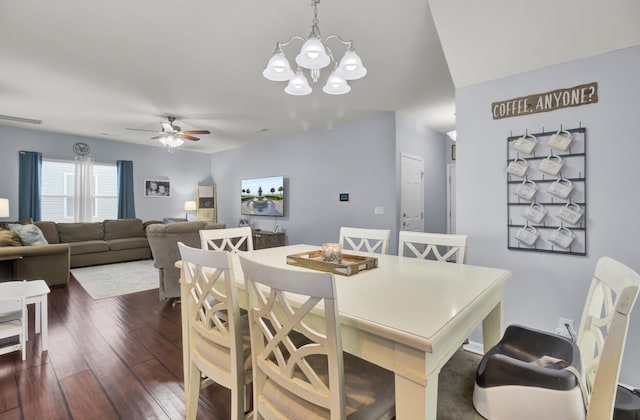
(321, 243, 342, 263)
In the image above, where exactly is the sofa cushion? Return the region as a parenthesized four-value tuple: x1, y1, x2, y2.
(68, 240, 109, 255)
(34, 221, 60, 244)
(7, 223, 48, 246)
(163, 217, 188, 224)
(57, 222, 104, 242)
(0, 230, 22, 247)
(103, 218, 146, 240)
(107, 237, 149, 251)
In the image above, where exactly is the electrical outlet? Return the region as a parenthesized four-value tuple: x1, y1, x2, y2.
(556, 317, 576, 339)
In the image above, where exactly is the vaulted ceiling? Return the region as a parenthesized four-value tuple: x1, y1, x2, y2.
(1, 0, 638, 153)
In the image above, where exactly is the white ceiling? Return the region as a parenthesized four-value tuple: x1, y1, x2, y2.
(1, 1, 638, 153)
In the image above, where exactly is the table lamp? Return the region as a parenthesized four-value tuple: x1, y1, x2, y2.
(184, 200, 196, 220)
(0, 198, 9, 218)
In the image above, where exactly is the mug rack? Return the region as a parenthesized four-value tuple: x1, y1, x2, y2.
(506, 125, 587, 255)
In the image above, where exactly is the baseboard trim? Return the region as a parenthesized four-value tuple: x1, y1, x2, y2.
(463, 340, 484, 355)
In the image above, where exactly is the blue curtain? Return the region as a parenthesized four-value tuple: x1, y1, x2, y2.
(18, 151, 42, 221)
(117, 160, 135, 219)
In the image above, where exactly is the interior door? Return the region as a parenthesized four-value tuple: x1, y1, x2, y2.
(400, 153, 424, 232)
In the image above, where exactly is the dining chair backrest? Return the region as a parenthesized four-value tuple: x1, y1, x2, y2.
(577, 257, 640, 420)
(239, 255, 346, 418)
(0, 296, 27, 361)
(200, 226, 253, 253)
(339, 227, 390, 255)
(398, 231, 468, 263)
(239, 255, 396, 419)
(178, 242, 249, 420)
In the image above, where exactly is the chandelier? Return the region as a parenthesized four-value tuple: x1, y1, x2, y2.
(262, 0, 367, 96)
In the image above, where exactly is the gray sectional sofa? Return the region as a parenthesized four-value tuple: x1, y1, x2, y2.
(0, 218, 160, 287)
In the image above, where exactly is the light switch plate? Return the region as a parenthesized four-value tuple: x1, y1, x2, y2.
(374, 206, 384, 215)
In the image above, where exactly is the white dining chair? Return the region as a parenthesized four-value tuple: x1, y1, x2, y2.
(473, 256, 640, 420)
(398, 231, 468, 263)
(339, 226, 390, 255)
(200, 226, 253, 252)
(0, 296, 27, 361)
(178, 242, 251, 420)
(239, 255, 396, 419)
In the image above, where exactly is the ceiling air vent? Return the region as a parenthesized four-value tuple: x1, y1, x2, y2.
(0, 114, 42, 125)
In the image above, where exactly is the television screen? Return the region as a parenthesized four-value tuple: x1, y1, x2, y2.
(241, 176, 285, 217)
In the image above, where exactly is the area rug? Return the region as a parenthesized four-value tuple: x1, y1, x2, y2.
(71, 259, 158, 300)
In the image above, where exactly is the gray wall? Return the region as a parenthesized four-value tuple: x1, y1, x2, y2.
(456, 46, 640, 387)
(210, 112, 403, 251)
(0, 125, 213, 222)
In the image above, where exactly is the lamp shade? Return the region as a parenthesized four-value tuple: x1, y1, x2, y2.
(295, 37, 330, 69)
(184, 201, 197, 211)
(284, 70, 312, 96)
(322, 71, 351, 95)
(0, 198, 8, 218)
(335, 50, 367, 80)
(263, 52, 294, 81)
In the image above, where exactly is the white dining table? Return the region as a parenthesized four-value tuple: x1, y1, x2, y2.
(234, 244, 510, 419)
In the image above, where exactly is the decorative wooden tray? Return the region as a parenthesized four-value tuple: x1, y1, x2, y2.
(286, 250, 377, 276)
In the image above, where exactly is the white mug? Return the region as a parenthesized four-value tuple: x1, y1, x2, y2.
(514, 179, 537, 201)
(557, 202, 583, 224)
(513, 134, 537, 155)
(507, 158, 528, 177)
(538, 154, 563, 176)
(549, 227, 575, 249)
(547, 130, 573, 151)
(522, 202, 547, 224)
(548, 178, 574, 199)
(515, 225, 539, 246)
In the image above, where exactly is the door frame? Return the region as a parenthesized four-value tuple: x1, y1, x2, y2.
(446, 163, 456, 234)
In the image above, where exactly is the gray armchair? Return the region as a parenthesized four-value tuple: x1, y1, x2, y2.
(146, 221, 225, 300)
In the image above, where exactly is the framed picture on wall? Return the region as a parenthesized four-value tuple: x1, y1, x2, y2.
(144, 179, 171, 197)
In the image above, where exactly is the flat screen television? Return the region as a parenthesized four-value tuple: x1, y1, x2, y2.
(241, 175, 285, 217)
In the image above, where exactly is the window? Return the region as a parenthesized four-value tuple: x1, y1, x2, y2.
(41, 159, 118, 223)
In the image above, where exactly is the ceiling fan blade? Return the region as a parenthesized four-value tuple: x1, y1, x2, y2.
(150, 135, 167, 140)
(126, 128, 160, 132)
(178, 134, 200, 141)
(181, 130, 210, 135)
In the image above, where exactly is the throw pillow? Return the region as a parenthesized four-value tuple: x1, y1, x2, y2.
(7, 223, 49, 246)
(0, 230, 22, 247)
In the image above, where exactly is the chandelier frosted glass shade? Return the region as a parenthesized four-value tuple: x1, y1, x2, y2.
(335, 50, 367, 80)
(295, 37, 331, 69)
(263, 52, 295, 81)
(322, 71, 350, 95)
(158, 135, 184, 148)
(284, 70, 312, 96)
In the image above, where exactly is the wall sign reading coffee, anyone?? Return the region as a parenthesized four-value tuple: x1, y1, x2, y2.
(492, 82, 598, 119)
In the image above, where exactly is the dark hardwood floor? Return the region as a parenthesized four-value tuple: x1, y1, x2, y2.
(0, 276, 231, 420)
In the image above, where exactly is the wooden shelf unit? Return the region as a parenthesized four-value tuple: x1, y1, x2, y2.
(197, 185, 216, 222)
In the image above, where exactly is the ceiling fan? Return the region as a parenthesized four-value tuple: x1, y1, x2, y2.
(126, 116, 211, 145)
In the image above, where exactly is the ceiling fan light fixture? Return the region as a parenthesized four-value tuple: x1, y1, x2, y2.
(158, 135, 184, 148)
(284, 70, 312, 96)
